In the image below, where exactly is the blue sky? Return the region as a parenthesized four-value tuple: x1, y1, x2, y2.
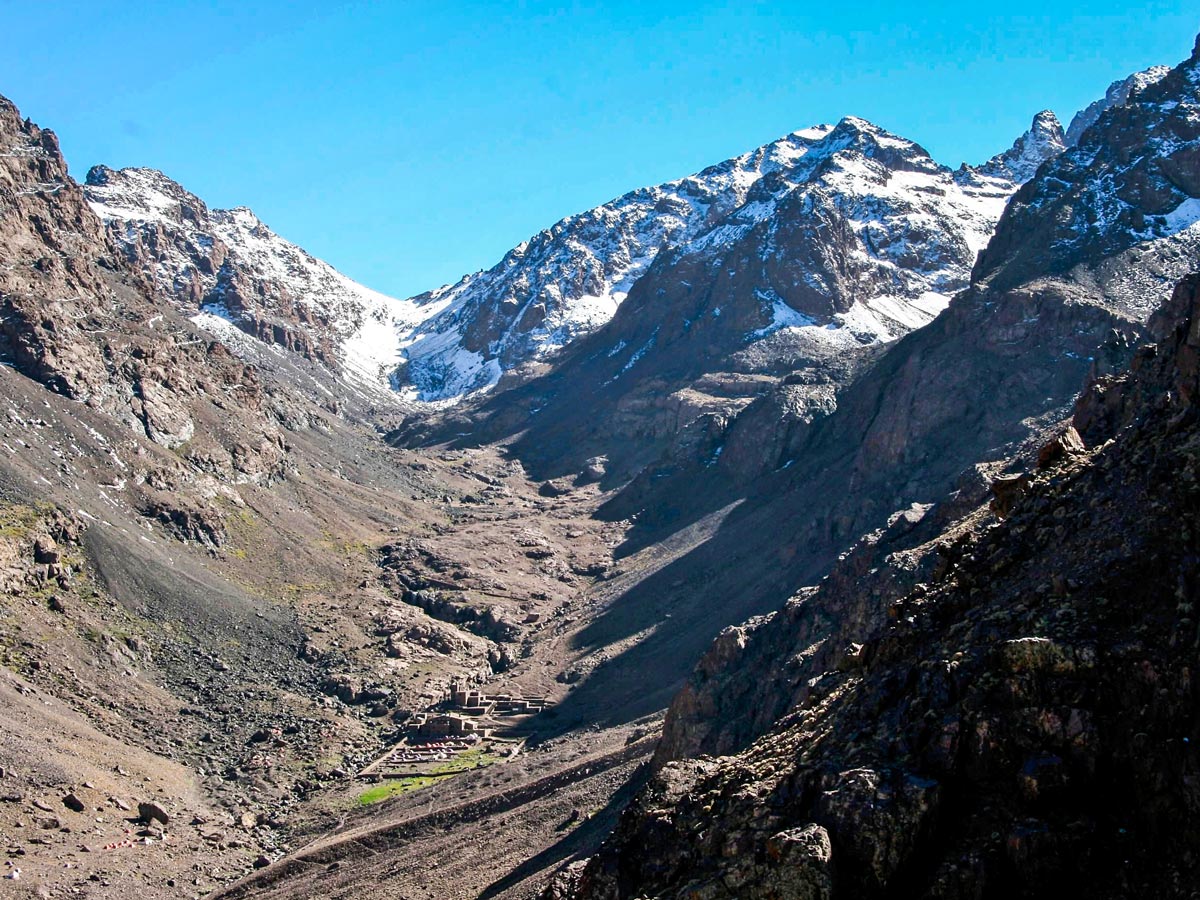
(2, 2, 1196, 298)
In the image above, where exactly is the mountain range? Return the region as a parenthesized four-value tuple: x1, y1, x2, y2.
(79, 90, 1080, 408)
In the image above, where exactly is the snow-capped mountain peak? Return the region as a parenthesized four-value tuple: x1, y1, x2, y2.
(85, 166, 426, 392)
(390, 111, 1052, 403)
(390, 126, 850, 402)
(969, 110, 1066, 184)
(82, 69, 1156, 408)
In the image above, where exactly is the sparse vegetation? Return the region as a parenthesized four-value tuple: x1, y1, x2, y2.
(356, 747, 503, 805)
(0, 503, 43, 539)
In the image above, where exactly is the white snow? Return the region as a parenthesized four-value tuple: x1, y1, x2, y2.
(749, 291, 816, 338)
(1159, 196, 1200, 233)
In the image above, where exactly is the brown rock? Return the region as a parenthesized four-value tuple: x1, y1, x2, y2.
(32, 537, 60, 565)
(1037, 425, 1086, 469)
(989, 472, 1030, 519)
(137, 801, 169, 826)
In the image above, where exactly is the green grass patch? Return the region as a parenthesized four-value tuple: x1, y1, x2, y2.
(429, 746, 501, 774)
(0, 503, 48, 539)
(357, 776, 438, 805)
(317, 530, 374, 559)
(355, 747, 503, 806)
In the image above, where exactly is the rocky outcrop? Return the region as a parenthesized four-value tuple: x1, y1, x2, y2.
(974, 38, 1200, 292)
(0, 94, 293, 482)
(965, 110, 1065, 184)
(1063, 65, 1171, 147)
(0, 97, 137, 404)
(567, 271, 1200, 899)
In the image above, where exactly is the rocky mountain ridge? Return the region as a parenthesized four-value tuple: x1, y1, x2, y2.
(974, 43, 1200, 292)
(85, 104, 1066, 413)
(394, 112, 1064, 404)
(389, 110, 1071, 486)
(84, 165, 427, 397)
(77, 64, 1170, 418)
(1063, 64, 1171, 147)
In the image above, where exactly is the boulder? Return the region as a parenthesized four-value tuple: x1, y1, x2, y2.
(989, 472, 1030, 519)
(137, 801, 169, 826)
(1037, 425, 1086, 469)
(61, 793, 85, 813)
(32, 537, 60, 565)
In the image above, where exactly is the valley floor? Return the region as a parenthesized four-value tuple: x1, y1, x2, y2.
(0, 415, 736, 900)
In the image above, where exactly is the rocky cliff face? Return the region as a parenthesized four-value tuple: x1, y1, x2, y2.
(0, 98, 137, 406)
(564, 269, 1200, 900)
(0, 97, 291, 478)
(84, 166, 425, 391)
(1063, 65, 1171, 147)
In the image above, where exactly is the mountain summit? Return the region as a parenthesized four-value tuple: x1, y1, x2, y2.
(967, 109, 1065, 184)
(392, 113, 1062, 403)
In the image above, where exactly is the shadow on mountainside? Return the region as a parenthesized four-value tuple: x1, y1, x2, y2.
(477, 761, 655, 899)
(530, 488, 842, 738)
(532, 273, 1154, 739)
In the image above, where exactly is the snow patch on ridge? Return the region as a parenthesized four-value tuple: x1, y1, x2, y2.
(750, 291, 816, 338)
(1158, 196, 1200, 233)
